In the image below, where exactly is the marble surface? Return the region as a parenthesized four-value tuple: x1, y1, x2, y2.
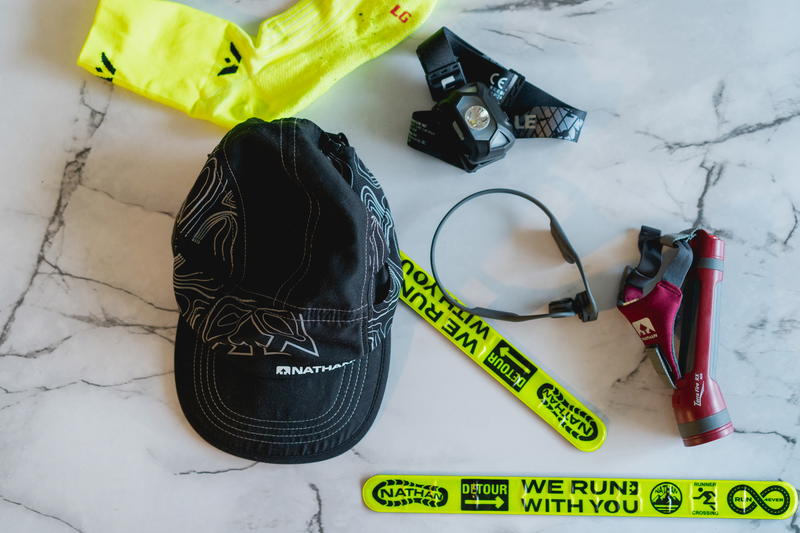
(1, 0, 799, 531)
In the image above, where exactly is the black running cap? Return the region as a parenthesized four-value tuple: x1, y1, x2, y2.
(172, 118, 401, 463)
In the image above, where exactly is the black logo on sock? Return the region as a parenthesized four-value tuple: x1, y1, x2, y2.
(218, 42, 242, 76)
(94, 52, 116, 81)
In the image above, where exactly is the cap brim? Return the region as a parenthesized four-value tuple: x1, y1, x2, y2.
(174, 316, 389, 463)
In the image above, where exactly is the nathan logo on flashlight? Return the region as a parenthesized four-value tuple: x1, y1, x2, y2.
(631, 317, 657, 341)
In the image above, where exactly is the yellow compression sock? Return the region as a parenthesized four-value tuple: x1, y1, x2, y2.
(77, 0, 436, 128)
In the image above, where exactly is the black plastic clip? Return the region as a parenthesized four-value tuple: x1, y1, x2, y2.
(548, 298, 577, 318)
(573, 290, 598, 322)
(427, 62, 466, 100)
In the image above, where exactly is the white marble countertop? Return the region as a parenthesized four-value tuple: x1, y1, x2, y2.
(2, 0, 799, 531)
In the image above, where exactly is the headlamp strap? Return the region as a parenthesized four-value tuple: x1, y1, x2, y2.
(416, 27, 587, 141)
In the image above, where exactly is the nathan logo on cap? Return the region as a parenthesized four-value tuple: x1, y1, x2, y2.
(172, 118, 401, 464)
(275, 361, 356, 376)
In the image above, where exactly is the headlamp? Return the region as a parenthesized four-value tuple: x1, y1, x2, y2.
(408, 27, 587, 172)
(434, 82, 515, 171)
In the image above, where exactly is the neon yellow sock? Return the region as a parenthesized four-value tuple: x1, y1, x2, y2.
(77, 0, 436, 128)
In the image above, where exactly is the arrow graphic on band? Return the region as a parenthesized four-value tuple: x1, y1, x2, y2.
(465, 496, 505, 509)
(499, 346, 531, 373)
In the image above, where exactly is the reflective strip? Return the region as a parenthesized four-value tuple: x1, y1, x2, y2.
(399, 252, 606, 452)
(696, 257, 724, 271)
(363, 474, 797, 519)
(678, 409, 731, 438)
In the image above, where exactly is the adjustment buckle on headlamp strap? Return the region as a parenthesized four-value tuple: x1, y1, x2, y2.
(425, 62, 466, 100)
(417, 28, 467, 100)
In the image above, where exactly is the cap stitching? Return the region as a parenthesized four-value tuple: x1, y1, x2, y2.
(174, 155, 226, 237)
(323, 148, 401, 349)
(221, 136, 247, 282)
(192, 337, 369, 442)
(206, 355, 357, 428)
(195, 336, 362, 436)
(205, 342, 355, 428)
(273, 120, 314, 306)
(193, 366, 366, 445)
(237, 286, 369, 313)
(282, 118, 321, 304)
(359, 159, 369, 360)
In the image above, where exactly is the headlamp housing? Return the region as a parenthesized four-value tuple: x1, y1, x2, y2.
(408, 27, 586, 172)
(435, 83, 515, 172)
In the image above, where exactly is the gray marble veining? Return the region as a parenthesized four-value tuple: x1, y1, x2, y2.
(1, 0, 799, 532)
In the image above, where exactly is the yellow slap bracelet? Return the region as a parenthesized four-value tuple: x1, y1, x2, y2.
(399, 252, 606, 452)
(363, 475, 798, 520)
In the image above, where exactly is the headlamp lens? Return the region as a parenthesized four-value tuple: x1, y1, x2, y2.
(464, 105, 490, 130)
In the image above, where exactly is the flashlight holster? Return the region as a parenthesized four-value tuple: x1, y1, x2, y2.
(618, 227, 733, 446)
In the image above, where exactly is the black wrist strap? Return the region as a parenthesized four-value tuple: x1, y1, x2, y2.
(430, 188, 598, 323)
(416, 27, 586, 141)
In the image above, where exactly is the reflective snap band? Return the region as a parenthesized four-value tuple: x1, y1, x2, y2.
(399, 252, 606, 452)
(363, 474, 798, 520)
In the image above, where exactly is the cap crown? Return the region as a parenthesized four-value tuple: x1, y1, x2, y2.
(172, 119, 401, 362)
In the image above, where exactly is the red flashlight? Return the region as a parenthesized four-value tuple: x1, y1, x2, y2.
(671, 230, 733, 446)
(618, 227, 733, 446)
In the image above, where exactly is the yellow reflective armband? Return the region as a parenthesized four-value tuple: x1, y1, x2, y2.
(363, 474, 798, 520)
(399, 251, 606, 452)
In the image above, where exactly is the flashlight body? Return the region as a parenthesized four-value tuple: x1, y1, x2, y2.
(672, 230, 733, 446)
